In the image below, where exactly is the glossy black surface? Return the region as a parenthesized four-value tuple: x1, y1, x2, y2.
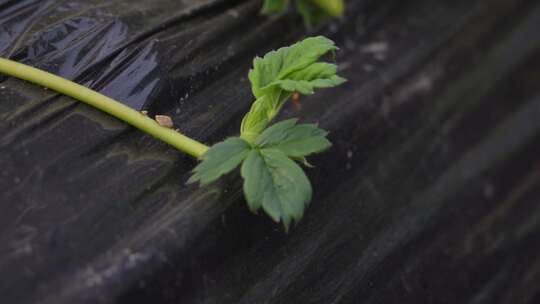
(1, 0, 539, 303)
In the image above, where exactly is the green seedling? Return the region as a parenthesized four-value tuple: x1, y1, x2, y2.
(191, 36, 345, 229)
(0, 36, 345, 230)
(262, 0, 345, 27)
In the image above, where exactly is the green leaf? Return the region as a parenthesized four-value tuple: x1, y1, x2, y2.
(270, 62, 346, 94)
(262, 0, 289, 14)
(188, 137, 250, 186)
(240, 95, 280, 144)
(256, 118, 299, 144)
(241, 148, 312, 229)
(256, 119, 332, 158)
(248, 36, 337, 98)
(272, 76, 346, 95)
(285, 62, 339, 81)
(242, 36, 342, 142)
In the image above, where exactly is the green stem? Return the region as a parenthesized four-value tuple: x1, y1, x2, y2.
(310, 0, 345, 17)
(0, 57, 209, 159)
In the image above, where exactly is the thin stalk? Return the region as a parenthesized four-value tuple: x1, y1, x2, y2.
(0, 57, 209, 159)
(310, 0, 345, 17)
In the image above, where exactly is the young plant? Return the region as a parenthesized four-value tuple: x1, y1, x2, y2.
(0, 36, 345, 230)
(188, 36, 345, 229)
(262, 0, 345, 27)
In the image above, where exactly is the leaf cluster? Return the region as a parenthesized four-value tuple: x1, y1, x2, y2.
(241, 36, 345, 143)
(189, 36, 345, 230)
(189, 119, 330, 230)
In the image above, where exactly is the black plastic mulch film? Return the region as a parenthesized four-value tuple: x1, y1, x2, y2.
(0, 0, 267, 111)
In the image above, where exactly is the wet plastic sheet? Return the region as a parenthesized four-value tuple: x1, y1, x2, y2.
(0, 0, 257, 110)
(0, 0, 312, 302)
(2, 0, 540, 304)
